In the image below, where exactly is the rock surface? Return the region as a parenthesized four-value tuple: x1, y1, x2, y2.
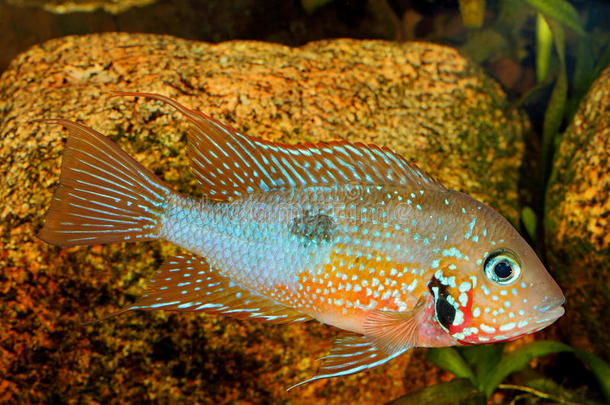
(3, 0, 156, 13)
(0, 33, 527, 403)
(0, 0, 400, 75)
(545, 66, 610, 361)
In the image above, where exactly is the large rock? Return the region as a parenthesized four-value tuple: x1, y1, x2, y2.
(545, 66, 610, 361)
(0, 33, 528, 403)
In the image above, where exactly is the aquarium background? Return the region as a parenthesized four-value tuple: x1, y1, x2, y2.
(0, 0, 608, 404)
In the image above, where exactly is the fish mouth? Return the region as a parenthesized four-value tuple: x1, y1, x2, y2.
(540, 305, 565, 319)
(538, 296, 565, 312)
(534, 297, 565, 325)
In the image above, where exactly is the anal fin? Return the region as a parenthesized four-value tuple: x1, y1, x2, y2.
(126, 255, 311, 324)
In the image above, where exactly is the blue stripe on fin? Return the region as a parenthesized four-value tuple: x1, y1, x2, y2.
(287, 333, 409, 391)
(39, 119, 171, 247)
(127, 255, 312, 324)
(113, 92, 446, 201)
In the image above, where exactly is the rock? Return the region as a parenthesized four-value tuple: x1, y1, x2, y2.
(545, 66, 610, 361)
(0, 33, 528, 403)
(3, 0, 157, 14)
(0, 0, 401, 77)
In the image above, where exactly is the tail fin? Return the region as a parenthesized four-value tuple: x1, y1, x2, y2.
(39, 119, 172, 247)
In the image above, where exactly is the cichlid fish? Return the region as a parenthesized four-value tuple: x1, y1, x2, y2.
(40, 92, 565, 387)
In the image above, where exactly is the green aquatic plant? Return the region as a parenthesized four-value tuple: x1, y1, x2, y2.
(458, 0, 487, 28)
(456, 0, 608, 186)
(301, 0, 332, 14)
(388, 342, 610, 404)
(537, 10, 568, 182)
(520, 0, 609, 184)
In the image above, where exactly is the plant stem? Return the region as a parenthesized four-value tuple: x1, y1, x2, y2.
(498, 383, 581, 405)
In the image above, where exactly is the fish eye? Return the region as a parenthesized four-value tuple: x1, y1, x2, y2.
(483, 248, 521, 285)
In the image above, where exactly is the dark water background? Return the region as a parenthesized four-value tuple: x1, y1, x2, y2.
(1, 0, 608, 131)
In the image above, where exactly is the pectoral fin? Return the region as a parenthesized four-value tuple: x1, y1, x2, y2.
(362, 296, 426, 354)
(287, 333, 408, 390)
(288, 300, 426, 389)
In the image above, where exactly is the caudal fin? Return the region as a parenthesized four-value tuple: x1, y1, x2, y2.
(39, 119, 172, 247)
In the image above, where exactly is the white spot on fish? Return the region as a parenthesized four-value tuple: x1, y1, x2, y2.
(442, 247, 463, 258)
(480, 324, 496, 334)
(453, 308, 464, 326)
(469, 275, 477, 288)
(482, 285, 490, 295)
(459, 282, 471, 293)
(499, 322, 516, 332)
(465, 218, 476, 239)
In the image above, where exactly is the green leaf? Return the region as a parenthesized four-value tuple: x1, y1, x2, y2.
(483, 340, 573, 397)
(593, 43, 610, 80)
(509, 369, 587, 404)
(458, 0, 487, 28)
(521, 206, 538, 240)
(385, 378, 484, 405)
(574, 349, 610, 403)
(547, 16, 566, 65)
(573, 36, 595, 94)
(536, 12, 553, 83)
(564, 36, 595, 124)
(459, 28, 508, 63)
(427, 348, 476, 386)
(542, 16, 568, 182)
(301, 0, 332, 14)
(524, 0, 585, 35)
(460, 344, 504, 390)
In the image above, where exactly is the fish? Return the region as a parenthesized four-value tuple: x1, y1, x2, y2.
(39, 92, 565, 388)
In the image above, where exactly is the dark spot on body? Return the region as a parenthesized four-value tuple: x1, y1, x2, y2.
(435, 297, 456, 329)
(290, 211, 335, 247)
(428, 276, 456, 331)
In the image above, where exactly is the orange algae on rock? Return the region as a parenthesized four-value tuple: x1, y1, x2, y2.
(0, 33, 528, 403)
(545, 66, 610, 362)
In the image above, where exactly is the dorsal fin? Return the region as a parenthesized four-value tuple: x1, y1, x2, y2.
(126, 255, 311, 324)
(287, 332, 409, 390)
(113, 92, 445, 201)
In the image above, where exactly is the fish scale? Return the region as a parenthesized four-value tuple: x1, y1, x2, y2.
(39, 92, 565, 388)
